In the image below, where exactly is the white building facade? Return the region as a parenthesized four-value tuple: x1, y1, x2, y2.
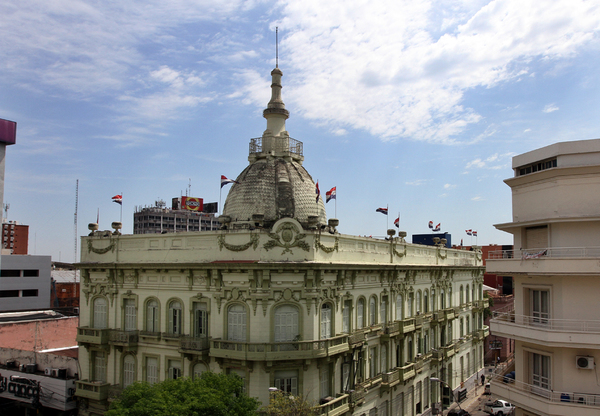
(488, 139, 600, 416)
(75, 65, 487, 416)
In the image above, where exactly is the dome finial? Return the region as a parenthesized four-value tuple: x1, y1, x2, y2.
(276, 26, 279, 69)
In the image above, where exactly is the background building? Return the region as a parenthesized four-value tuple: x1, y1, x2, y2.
(133, 198, 219, 234)
(488, 138, 600, 416)
(2, 221, 29, 255)
(0, 254, 51, 312)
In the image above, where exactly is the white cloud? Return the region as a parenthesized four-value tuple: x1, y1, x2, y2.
(444, 184, 456, 189)
(524, 128, 531, 132)
(471, 196, 483, 201)
(405, 179, 428, 186)
(543, 103, 560, 113)
(466, 158, 486, 169)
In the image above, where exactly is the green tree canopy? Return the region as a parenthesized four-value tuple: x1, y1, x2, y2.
(263, 390, 319, 416)
(105, 372, 260, 416)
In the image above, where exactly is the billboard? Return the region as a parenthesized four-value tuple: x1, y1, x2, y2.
(0, 118, 17, 145)
(181, 196, 203, 212)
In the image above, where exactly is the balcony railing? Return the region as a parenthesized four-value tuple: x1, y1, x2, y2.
(179, 335, 210, 353)
(249, 137, 304, 157)
(490, 372, 600, 408)
(109, 330, 138, 348)
(76, 327, 109, 345)
(210, 335, 349, 361)
(75, 380, 110, 401)
(348, 330, 366, 347)
(493, 312, 600, 333)
(316, 393, 350, 416)
(349, 388, 365, 406)
(489, 246, 600, 260)
(382, 369, 401, 386)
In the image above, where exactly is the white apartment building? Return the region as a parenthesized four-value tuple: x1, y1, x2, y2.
(75, 65, 487, 416)
(488, 139, 600, 416)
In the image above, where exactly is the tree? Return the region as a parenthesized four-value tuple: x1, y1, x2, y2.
(105, 372, 260, 416)
(263, 390, 319, 416)
(483, 291, 495, 320)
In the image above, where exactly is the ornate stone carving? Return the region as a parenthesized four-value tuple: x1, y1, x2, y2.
(217, 233, 259, 252)
(392, 242, 407, 258)
(263, 221, 310, 254)
(87, 238, 116, 254)
(315, 234, 339, 253)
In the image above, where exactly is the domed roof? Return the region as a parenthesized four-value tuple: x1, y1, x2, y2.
(223, 158, 326, 227)
(222, 66, 327, 228)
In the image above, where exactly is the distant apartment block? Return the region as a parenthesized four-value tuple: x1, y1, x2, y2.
(133, 197, 219, 234)
(0, 255, 51, 311)
(2, 221, 29, 254)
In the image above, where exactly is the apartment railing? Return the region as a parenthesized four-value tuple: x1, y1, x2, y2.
(211, 334, 349, 361)
(492, 311, 600, 333)
(490, 372, 600, 407)
(109, 330, 139, 346)
(489, 246, 600, 260)
(179, 335, 210, 352)
(316, 393, 350, 415)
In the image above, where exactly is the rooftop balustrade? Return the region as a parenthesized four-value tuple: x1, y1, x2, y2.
(316, 394, 350, 416)
(108, 330, 138, 349)
(489, 247, 600, 260)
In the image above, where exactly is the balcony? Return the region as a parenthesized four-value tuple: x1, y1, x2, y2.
(397, 363, 416, 382)
(75, 380, 110, 401)
(179, 336, 210, 356)
(400, 317, 416, 333)
(349, 388, 365, 406)
(316, 394, 350, 416)
(472, 326, 489, 341)
(472, 299, 490, 310)
(109, 330, 138, 350)
(348, 330, 366, 347)
(487, 247, 600, 275)
(77, 327, 109, 346)
(381, 369, 401, 388)
(210, 335, 349, 361)
(444, 307, 456, 320)
(490, 373, 600, 416)
(491, 312, 600, 348)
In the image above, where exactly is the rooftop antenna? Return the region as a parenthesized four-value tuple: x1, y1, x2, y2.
(74, 179, 78, 263)
(276, 26, 279, 68)
(3, 203, 9, 220)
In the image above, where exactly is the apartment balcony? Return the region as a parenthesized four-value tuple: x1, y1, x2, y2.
(75, 380, 110, 401)
(398, 362, 416, 382)
(444, 307, 456, 320)
(179, 336, 210, 357)
(348, 330, 366, 347)
(400, 317, 416, 333)
(491, 312, 600, 348)
(490, 373, 600, 416)
(349, 388, 366, 406)
(472, 326, 490, 342)
(487, 247, 600, 275)
(381, 369, 401, 388)
(76, 327, 109, 346)
(472, 299, 490, 310)
(109, 330, 138, 350)
(210, 335, 349, 361)
(316, 394, 350, 416)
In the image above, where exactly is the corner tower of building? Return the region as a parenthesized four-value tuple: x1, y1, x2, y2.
(222, 67, 326, 229)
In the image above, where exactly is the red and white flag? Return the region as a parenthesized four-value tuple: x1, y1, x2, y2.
(221, 175, 239, 188)
(112, 195, 122, 205)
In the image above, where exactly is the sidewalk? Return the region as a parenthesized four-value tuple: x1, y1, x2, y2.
(444, 366, 494, 414)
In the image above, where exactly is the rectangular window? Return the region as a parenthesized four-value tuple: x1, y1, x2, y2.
(23, 270, 39, 277)
(146, 357, 158, 384)
(531, 353, 551, 392)
(370, 347, 378, 378)
(22, 289, 38, 297)
(342, 362, 351, 392)
(0, 270, 20, 277)
(357, 300, 364, 328)
(194, 302, 208, 337)
(168, 359, 182, 380)
(531, 289, 550, 325)
(343, 300, 351, 333)
(0, 290, 19, 297)
(381, 297, 388, 325)
(124, 299, 137, 331)
(320, 365, 330, 399)
(93, 352, 107, 382)
(274, 370, 298, 396)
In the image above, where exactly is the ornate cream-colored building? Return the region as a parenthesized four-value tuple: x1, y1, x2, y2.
(75, 65, 487, 416)
(488, 139, 600, 416)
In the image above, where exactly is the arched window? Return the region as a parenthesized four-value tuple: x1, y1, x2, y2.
(228, 304, 246, 341)
(466, 316, 470, 334)
(440, 289, 446, 309)
(321, 303, 332, 339)
(423, 290, 429, 313)
(123, 355, 135, 387)
(466, 285, 470, 303)
(380, 296, 387, 324)
(124, 298, 136, 331)
(460, 286, 464, 305)
(357, 298, 365, 328)
(408, 337, 413, 361)
(168, 300, 182, 335)
(431, 289, 436, 311)
(416, 291, 422, 314)
(369, 296, 377, 326)
(472, 285, 476, 301)
(193, 363, 207, 380)
(93, 297, 107, 329)
(448, 287, 452, 307)
(343, 300, 351, 333)
(146, 299, 159, 333)
(275, 304, 299, 342)
(460, 318, 464, 337)
(396, 295, 403, 320)
(194, 302, 208, 338)
(408, 293, 414, 318)
(381, 344, 388, 373)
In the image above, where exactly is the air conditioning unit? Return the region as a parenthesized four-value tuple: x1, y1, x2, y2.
(19, 364, 25, 372)
(576, 356, 594, 369)
(51, 369, 59, 377)
(74, 307, 80, 314)
(6, 360, 17, 368)
(44, 368, 52, 376)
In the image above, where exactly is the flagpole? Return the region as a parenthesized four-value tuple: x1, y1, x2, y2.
(386, 204, 389, 231)
(335, 191, 337, 218)
(120, 191, 123, 223)
(219, 183, 222, 216)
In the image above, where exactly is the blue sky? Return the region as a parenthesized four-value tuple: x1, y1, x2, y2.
(1, 0, 599, 262)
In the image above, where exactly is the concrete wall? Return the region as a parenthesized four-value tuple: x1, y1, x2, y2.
(0, 254, 51, 311)
(0, 316, 78, 351)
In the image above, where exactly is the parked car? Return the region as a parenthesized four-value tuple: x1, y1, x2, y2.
(484, 383, 491, 395)
(484, 399, 515, 415)
(447, 409, 470, 416)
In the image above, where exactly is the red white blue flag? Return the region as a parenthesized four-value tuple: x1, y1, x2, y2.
(466, 229, 472, 236)
(394, 217, 399, 228)
(376, 207, 388, 215)
(315, 181, 321, 203)
(221, 175, 239, 188)
(433, 223, 441, 232)
(472, 230, 478, 237)
(326, 187, 336, 203)
(112, 195, 122, 205)
(428, 221, 433, 229)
